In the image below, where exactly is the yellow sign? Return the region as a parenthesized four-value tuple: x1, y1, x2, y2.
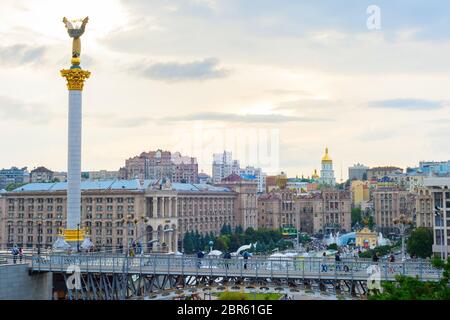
(63, 228, 85, 242)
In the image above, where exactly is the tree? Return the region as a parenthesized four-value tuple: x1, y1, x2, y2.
(5, 182, 27, 191)
(407, 227, 433, 258)
(214, 236, 229, 252)
(235, 225, 244, 234)
(369, 257, 450, 300)
(367, 215, 375, 230)
(220, 224, 232, 236)
(183, 232, 194, 253)
(351, 208, 362, 227)
(327, 243, 338, 251)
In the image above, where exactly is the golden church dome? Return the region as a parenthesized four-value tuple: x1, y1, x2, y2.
(321, 147, 332, 163)
(311, 169, 319, 180)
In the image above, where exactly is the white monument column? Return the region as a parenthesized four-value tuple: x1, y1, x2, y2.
(57, 16, 91, 249)
(67, 90, 82, 231)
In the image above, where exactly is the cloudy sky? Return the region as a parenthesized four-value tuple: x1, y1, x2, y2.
(0, 0, 449, 179)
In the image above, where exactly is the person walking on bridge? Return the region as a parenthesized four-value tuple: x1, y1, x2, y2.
(224, 252, 231, 269)
(19, 247, 23, 263)
(11, 245, 19, 264)
(197, 250, 204, 268)
(335, 251, 341, 272)
(321, 251, 328, 272)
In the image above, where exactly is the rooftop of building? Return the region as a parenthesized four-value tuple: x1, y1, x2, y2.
(220, 173, 257, 184)
(349, 163, 369, 168)
(31, 166, 53, 173)
(9, 179, 232, 193)
(423, 177, 450, 187)
(368, 166, 403, 171)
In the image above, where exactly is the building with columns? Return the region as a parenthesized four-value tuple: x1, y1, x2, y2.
(1, 179, 239, 253)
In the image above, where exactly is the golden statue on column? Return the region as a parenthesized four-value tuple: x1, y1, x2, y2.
(62, 16, 89, 66)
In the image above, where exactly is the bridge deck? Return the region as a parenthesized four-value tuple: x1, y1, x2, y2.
(25, 254, 443, 282)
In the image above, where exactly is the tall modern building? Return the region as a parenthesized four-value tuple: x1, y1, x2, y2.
(348, 163, 369, 181)
(212, 151, 240, 184)
(239, 166, 266, 193)
(424, 178, 450, 259)
(319, 148, 336, 186)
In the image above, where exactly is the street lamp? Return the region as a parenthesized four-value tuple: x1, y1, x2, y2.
(37, 220, 42, 256)
(434, 206, 445, 260)
(76, 223, 80, 253)
(393, 214, 413, 262)
(208, 240, 214, 253)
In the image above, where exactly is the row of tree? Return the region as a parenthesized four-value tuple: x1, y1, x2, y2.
(182, 225, 293, 254)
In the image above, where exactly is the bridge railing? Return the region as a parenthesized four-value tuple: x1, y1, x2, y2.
(28, 253, 443, 281)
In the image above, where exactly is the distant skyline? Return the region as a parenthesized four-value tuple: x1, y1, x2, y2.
(1, 0, 449, 179)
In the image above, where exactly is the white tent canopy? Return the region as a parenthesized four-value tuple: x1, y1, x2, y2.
(53, 237, 70, 250)
(208, 250, 222, 256)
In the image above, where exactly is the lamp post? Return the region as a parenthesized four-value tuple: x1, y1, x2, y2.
(7, 224, 12, 248)
(209, 240, 214, 253)
(434, 206, 444, 260)
(76, 223, 80, 253)
(393, 214, 413, 262)
(37, 220, 42, 256)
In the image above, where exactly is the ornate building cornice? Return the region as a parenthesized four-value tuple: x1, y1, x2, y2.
(61, 68, 91, 91)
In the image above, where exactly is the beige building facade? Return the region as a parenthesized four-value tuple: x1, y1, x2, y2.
(217, 174, 258, 230)
(1, 180, 238, 253)
(373, 188, 416, 234)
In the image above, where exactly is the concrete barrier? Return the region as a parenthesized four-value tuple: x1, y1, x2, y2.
(0, 263, 52, 300)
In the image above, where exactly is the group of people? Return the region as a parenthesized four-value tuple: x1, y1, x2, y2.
(11, 246, 24, 264)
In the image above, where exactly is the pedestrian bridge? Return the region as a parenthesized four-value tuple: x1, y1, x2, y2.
(29, 253, 443, 282)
